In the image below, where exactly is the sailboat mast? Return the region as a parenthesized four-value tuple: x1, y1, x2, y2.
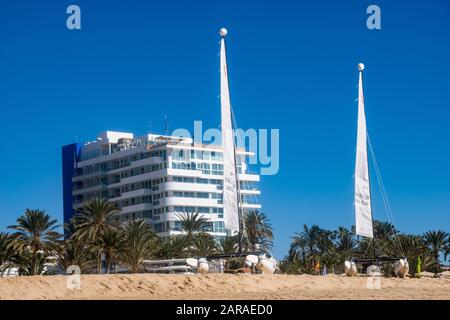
(352, 64, 405, 267)
(354, 62, 375, 247)
(359, 66, 376, 260)
(219, 28, 242, 245)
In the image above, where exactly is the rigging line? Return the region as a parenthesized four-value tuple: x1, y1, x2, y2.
(368, 134, 403, 257)
(367, 133, 405, 257)
(356, 235, 372, 259)
(362, 240, 372, 259)
(246, 187, 271, 252)
(230, 105, 251, 249)
(230, 121, 268, 253)
(367, 135, 391, 217)
(230, 104, 271, 253)
(368, 136, 395, 230)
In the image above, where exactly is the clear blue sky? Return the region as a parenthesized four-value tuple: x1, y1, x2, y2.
(1, 1, 449, 258)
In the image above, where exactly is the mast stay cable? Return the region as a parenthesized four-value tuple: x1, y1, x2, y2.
(230, 105, 273, 255)
(367, 133, 405, 258)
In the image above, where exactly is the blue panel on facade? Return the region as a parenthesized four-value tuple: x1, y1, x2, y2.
(62, 143, 79, 227)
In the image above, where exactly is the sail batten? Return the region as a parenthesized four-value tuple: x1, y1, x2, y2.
(220, 31, 240, 235)
(354, 64, 374, 238)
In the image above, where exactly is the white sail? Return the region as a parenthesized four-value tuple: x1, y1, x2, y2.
(220, 30, 240, 235)
(355, 64, 374, 238)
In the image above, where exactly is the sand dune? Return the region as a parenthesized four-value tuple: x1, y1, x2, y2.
(1, 274, 449, 300)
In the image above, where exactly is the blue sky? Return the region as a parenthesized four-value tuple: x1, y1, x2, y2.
(0, 1, 449, 258)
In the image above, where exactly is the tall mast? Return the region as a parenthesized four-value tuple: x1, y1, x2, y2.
(354, 63, 375, 246)
(220, 28, 242, 242)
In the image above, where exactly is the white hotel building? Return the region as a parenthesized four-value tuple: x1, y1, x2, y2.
(62, 131, 261, 238)
(62, 29, 261, 239)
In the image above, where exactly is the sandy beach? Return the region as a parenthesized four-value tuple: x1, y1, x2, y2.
(1, 274, 449, 300)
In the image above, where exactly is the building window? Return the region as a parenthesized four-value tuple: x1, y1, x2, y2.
(197, 192, 209, 199)
(211, 193, 223, 200)
(197, 207, 210, 213)
(174, 221, 182, 231)
(213, 221, 226, 233)
(143, 210, 153, 218)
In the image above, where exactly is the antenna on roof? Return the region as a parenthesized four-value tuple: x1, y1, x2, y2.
(148, 121, 152, 135)
(164, 114, 170, 136)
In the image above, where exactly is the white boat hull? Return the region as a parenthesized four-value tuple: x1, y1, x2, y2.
(344, 261, 358, 277)
(256, 254, 278, 274)
(198, 258, 209, 274)
(394, 259, 409, 278)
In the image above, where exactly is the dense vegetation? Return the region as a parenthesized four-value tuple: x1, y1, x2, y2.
(279, 222, 450, 276)
(0, 199, 273, 275)
(1, 199, 448, 276)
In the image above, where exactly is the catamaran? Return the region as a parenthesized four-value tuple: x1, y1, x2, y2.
(146, 29, 278, 275)
(345, 63, 408, 278)
(199, 27, 278, 274)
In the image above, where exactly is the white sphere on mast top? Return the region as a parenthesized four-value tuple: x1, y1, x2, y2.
(358, 63, 365, 71)
(219, 28, 228, 37)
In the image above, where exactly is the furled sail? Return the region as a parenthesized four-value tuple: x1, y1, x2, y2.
(220, 29, 240, 235)
(354, 63, 374, 238)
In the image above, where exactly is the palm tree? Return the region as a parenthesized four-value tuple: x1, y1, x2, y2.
(0, 233, 16, 268)
(279, 249, 303, 274)
(281, 222, 450, 276)
(7, 209, 61, 275)
(372, 220, 399, 256)
(219, 236, 238, 254)
(419, 253, 437, 274)
(218, 236, 238, 270)
(96, 229, 124, 273)
(423, 230, 449, 274)
(176, 212, 208, 242)
(373, 220, 398, 241)
(290, 234, 308, 272)
(54, 238, 95, 274)
(291, 225, 321, 255)
(291, 225, 349, 274)
(7, 250, 49, 276)
(119, 219, 157, 273)
(446, 243, 450, 264)
(316, 229, 336, 273)
(191, 233, 217, 257)
(333, 227, 357, 264)
(390, 234, 427, 277)
(291, 224, 322, 272)
(154, 236, 188, 259)
(63, 220, 77, 239)
(243, 211, 274, 253)
(72, 198, 120, 273)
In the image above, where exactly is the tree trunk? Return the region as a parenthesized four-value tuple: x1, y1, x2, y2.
(105, 253, 111, 274)
(302, 253, 306, 273)
(435, 252, 440, 274)
(31, 249, 37, 276)
(97, 250, 102, 274)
